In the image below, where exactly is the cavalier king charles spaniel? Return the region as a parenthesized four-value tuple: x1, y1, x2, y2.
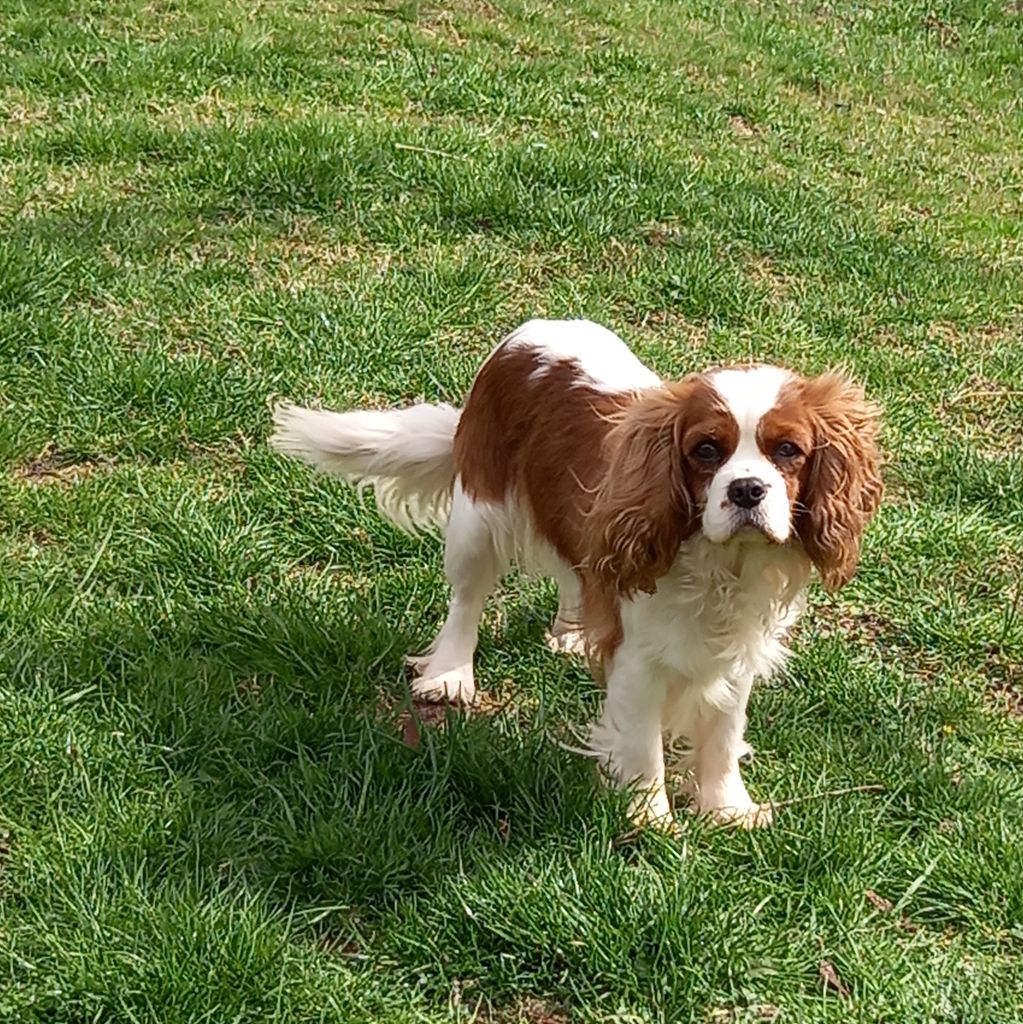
(271, 319, 882, 830)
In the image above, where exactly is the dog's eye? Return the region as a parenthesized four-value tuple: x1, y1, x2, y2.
(774, 441, 801, 460)
(692, 441, 721, 463)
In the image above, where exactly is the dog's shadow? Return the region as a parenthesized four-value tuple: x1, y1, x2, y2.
(20, 590, 607, 918)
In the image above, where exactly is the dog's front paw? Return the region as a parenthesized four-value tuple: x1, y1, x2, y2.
(409, 667, 476, 705)
(626, 784, 679, 834)
(705, 801, 774, 830)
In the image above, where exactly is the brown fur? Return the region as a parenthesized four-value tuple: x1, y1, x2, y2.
(454, 346, 630, 568)
(577, 376, 739, 662)
(582, 376, 736, 597)
(767, 374, 883, 590)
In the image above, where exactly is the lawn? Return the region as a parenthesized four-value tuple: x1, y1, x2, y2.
(1, 0, 1022, 1020)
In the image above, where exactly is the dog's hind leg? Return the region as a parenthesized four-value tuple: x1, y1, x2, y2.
(408, 483, 508, 704)
(546, 563, 587, 657)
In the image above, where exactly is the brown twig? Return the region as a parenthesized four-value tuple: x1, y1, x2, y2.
(947, 387, 1023, 405)
(769, 783, 885, 809)
(393, 141, 468, 160)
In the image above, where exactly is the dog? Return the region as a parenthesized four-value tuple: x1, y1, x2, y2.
(270, 319, 882, 829)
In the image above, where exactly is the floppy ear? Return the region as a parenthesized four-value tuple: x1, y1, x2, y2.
(796, 373, 883, 591)
(584, 384, 698, 597)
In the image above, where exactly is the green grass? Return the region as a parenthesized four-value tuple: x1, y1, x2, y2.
(2, 0, 1022, 1020)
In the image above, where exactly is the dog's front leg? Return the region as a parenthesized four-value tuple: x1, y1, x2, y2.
(590, 648, 674, 830)
(689, 677, 772, 829)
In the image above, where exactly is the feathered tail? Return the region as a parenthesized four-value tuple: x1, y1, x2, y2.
(269, 401, 461, 534)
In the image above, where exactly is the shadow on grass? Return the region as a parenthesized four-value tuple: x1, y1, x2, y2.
(3, 593, 602, 918)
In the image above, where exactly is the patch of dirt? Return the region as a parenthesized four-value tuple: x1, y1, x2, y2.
(316, 933, 366, 960)
(707, 1007, 780, 1024)
(804, 606, 894, 649)
(490, 997, 571, 1024)
(940, 369, 1023, 458)
(14, 446, 113, 487)
(728, 113, 759, 137)
(865, 888, 921, 933)
(927, 320, 1015, 354)
(986, 672, 1023, 718)
(640, 221, 687, 248)
(1, 100, 50, 129)
(413, 0, 505, 45)
(628, 306, 710, 348)
(923, 15, 959, 47)
(947, 375, 1023, 406)
(989, 681, 1023, 716)
(0, 828, 11, 892)
(182, 431, 253, 461)
(745, 254, 798, 300)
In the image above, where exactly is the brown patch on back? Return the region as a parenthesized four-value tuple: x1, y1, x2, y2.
(455, 345, 630, 568)
(456, 348, 751, 663)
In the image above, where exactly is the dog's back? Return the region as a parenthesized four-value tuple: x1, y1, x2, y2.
(454, 319, 658, 568)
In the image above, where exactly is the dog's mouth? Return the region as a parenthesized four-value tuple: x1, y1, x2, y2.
(729, 508, 785, 544)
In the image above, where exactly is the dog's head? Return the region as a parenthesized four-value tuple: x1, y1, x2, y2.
(585, 366, 883, 594)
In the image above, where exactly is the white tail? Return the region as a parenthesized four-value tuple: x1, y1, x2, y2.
(269, 401, 461, 534)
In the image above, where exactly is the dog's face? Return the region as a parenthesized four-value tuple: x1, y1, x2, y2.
(679, 367, 809, 546)
(586, 367, 883, 594)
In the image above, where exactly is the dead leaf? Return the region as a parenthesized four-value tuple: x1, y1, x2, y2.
(866, 886, 921, 933)
(397, 698, 451, 748)
(897, 913, 920, 934)
(865, 888, 893, 912)
(819, 959, 851, 999)
(401, 713, 421, 748)
(728, 114, 757, 137)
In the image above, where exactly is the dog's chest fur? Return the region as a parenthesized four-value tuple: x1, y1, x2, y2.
(620, 538, 811, 722)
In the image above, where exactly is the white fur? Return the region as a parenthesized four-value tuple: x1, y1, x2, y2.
(703, 366, 794, 545)
(503, 318, 661, 393)
(405, 482, 507, 702)
(269, 401, 460, 534)
(590, 538, 809, 827)
(407, 491, 586, 701)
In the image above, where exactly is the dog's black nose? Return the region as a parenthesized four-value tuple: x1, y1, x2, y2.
(727, 477, 767, 509)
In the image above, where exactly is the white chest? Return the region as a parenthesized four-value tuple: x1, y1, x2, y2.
(620, 539, 811, 687)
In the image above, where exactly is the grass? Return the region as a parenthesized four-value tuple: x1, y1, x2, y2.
(1, 0, 1022, 1020)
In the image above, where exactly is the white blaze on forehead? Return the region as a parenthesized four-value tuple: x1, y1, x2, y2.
(502, 318, 662, 393)
(701, 365, 795, 544)
(708, 366, 793, 437)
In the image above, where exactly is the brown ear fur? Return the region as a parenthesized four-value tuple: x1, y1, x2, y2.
(583, 382, 699, 598)
(796, 373, 883, 590)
